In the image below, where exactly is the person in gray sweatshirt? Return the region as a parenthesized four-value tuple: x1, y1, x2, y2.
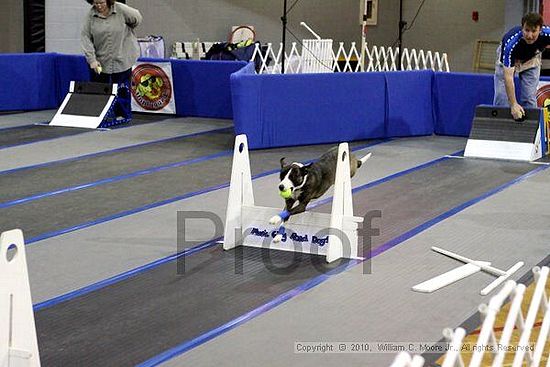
(81, 0, 142, 120)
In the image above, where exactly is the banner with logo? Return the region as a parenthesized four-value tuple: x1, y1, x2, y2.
(537, 81, 550, 149)
(131, 62, 176, 114)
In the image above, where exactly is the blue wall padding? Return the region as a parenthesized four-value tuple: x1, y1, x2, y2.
(54, 54, 90, 105)
(230, 63, 260, 142)
(3, 53, 504, 142)
(384, 70, 435, 137)
(170, 59, 247, 118)
(231, 68, 387, 149)
(0, 53, 58, 111)
(1, 53, 245, 119)
(140, 58, 247, 118)
(433, 72, 494, 136)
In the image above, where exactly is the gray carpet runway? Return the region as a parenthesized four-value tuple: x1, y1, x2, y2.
(0, 134, 380, 241)
(0, 117, 233, 172)
(0, 128, 235, 204)
(25, 136, 462, 305)
(168, 164, 550, 367)
(1, 113, 546, 367)
(348, 158, 536, 253)
(32, 158, 538, 366)
(35, 247, 342, 367)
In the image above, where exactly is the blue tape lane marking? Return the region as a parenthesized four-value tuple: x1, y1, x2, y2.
(135, 261, 366, 367)
(26, 140, 388, 245)
(370, 163, 550, 258)
(33, 238, 221, 311)
(136, 159, 549, 367)
(31, 140, 394, 305)
(2, 137, 386, 211)
(31, 141, 447, 306)
(309, 150, 463, 210)
(32, 145, 457, 313)
(0, 149, 233, 210)
(0, 126, 233, 177)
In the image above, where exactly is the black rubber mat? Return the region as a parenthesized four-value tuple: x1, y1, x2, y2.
(469, 106, 540, 143)
(36, 247, 341, 366)
(0, 114, 166, 149)
(0, 129, 235, 204)
(62, 94, 112, 117)
(0, 125, 89, 148)
(0, 139, 378, 240)
(34, 158, 537, 366)
(341, 158, 537, 254)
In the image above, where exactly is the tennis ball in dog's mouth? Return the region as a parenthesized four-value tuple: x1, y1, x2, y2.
(280, 188, 292, 199)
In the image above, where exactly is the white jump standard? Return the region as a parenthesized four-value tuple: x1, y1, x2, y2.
(0, 229, 41, 367)
(223, 134, 364, 263)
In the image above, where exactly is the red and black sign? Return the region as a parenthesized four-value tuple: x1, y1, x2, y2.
(131, 63, 173, 111)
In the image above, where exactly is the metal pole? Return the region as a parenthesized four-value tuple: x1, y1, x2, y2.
(281, 0, 288, 74)
(360, 0, 367, 72)
(398, 0, 406, 71)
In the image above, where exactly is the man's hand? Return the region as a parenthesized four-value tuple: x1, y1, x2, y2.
(511, 103, 525, 121)
(90, 61, 102, 74)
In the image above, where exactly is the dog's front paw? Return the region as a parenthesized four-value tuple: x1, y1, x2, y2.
(273, 233, 283, 243)
(269, 215, 282, 225)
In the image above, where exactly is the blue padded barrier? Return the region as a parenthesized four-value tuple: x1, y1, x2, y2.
(384, 70, 435, 137)
(1, 53, 245, 119)
(54, 54, 90, 105)
(231, 65, 387, 149)
(433, 72, 494, 136)
(230, 63, 260, 145)
(0, 53, 58, 112)
(140, 58, 247, 118)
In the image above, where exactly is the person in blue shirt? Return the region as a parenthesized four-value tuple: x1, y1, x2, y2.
(494, 13, 550, 120)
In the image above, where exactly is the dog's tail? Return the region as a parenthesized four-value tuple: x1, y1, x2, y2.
(357, 152, 372, 168)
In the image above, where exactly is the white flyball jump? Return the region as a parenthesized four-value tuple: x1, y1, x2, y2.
(464, 106, 545, 162)
(0, 229, 41, 367)
(223, 134, 364, 263)
(49, 81, 120, 129)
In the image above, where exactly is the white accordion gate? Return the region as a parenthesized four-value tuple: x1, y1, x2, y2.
(390, 266, 550, 367)
(251, 42, 450, 74)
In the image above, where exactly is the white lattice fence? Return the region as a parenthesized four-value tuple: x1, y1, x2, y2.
(250, 42, 450, 74)
(389, 266, 550, 367)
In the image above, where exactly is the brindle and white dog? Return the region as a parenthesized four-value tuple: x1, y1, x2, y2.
(269, 146, 371, 240)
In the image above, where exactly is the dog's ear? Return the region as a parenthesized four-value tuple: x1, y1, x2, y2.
(301, 162, 313, 174)
(280, 157, 287, 168)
